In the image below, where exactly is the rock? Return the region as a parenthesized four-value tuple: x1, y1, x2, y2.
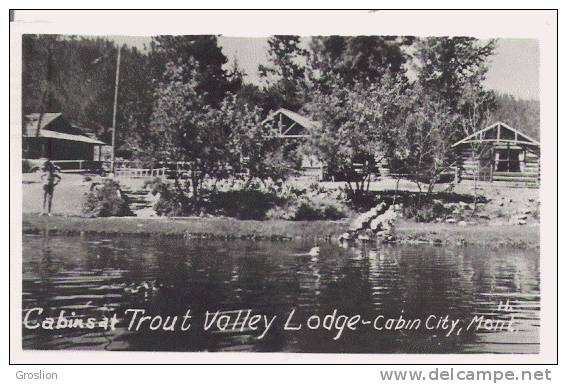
(350, 220, 364, 231)
(518, 219, 527, 225)
(457, 221, 467, 226)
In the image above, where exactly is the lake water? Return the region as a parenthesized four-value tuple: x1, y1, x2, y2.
(22, 234, 540, 353)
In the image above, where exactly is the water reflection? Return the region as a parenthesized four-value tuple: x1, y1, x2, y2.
(22, 235, 539, 353)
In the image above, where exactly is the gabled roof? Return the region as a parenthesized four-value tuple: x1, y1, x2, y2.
(32, 129, 106, 145)
(23, 113, 106, 145)
(23, 113, 63, 136)
(452, 121, 540, 148)
(262, 108, 320, 137)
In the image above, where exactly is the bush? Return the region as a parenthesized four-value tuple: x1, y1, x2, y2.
(266, 194, 347, 221)
(81, 179, 133, 217)
(205, 189, 282, 220)
(403, 203, 441, 223)
(142, 176, 164, 191)
(152, 183, 193, 217)
(151, 178, 349, 221)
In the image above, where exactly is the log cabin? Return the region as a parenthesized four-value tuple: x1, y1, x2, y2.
(262, 108, 325, 181)
(452, 122, 540, 187)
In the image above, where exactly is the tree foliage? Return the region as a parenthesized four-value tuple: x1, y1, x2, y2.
(413, 37, 496, 111)
(306, 73, 410, 197)
(148, 62, 297, 204)
(258, 35, 309, 112)
(309, 36, 413, 85)
(150, 35, 241, 106)
(396, 89, 460, 199)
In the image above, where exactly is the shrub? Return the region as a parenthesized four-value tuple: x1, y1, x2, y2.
(151, 178, 350, 221)
(345, 189, 380, 212)
(81, 179, 133, 217)
(152, 183, 193, 217)
(294, 201, 322, 221)
(403, 203, 439, 223)
(142, 176, 163, 191)
(205, 189, 282, 220)
(266, 195, 348, 221)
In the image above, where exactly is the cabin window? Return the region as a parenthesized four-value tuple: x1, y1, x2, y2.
(495, 148, 521, 172)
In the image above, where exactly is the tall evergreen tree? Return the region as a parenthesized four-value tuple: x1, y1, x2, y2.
(258, 35, 309, 111)
(413, 37, 496, 112)
(309, 36, 413, 85)
(150, 35, 240, 106)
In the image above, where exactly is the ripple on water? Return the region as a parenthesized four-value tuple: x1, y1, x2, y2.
(22, 236, 539, 353)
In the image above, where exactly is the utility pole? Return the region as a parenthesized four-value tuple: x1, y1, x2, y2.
(110, 45, 121, 175)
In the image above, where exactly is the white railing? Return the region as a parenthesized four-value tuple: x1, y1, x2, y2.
(51, 160, 106, 172)
(114, 167, 167, 178)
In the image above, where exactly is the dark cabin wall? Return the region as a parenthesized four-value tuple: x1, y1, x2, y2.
(457, 144, 540, 185)
(23, 137, 44, 159)
(49, 139, 94, 160)
(23, 137, 95, 161)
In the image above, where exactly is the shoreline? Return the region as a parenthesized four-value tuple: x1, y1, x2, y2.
(22, 213, 539, 248)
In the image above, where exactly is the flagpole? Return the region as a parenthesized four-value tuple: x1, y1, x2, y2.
(110, 45, 121, 175)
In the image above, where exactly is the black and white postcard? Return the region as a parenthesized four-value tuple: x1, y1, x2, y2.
(9, 10, 558, 364)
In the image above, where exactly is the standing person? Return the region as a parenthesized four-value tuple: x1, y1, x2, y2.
(40, 159, 61, 216)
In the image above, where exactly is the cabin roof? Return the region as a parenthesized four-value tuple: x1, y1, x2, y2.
(23, 113, 63, 136)
(262, 108, 320, 137)
(452, 121, 540, 148)
(23, 113, 106, 145)
(27, 129, 106, 144)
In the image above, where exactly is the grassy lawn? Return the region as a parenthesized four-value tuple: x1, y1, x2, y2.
(22, 213, 538, 248)
(395, 220, 539, 248)
(22, 213, 349, 241)
(22, 173, 147, 215)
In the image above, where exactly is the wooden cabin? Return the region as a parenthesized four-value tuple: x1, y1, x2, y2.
(262, 108, 325, 180)
(452, 122, 540, 187)
(23, 113, 106, 160)
(22, 113, 106, 172)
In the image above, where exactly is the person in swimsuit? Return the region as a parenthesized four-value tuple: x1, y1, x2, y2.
(40, 159, 61, 216)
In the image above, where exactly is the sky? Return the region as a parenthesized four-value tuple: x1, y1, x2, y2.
(110, 36, 540, 101)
